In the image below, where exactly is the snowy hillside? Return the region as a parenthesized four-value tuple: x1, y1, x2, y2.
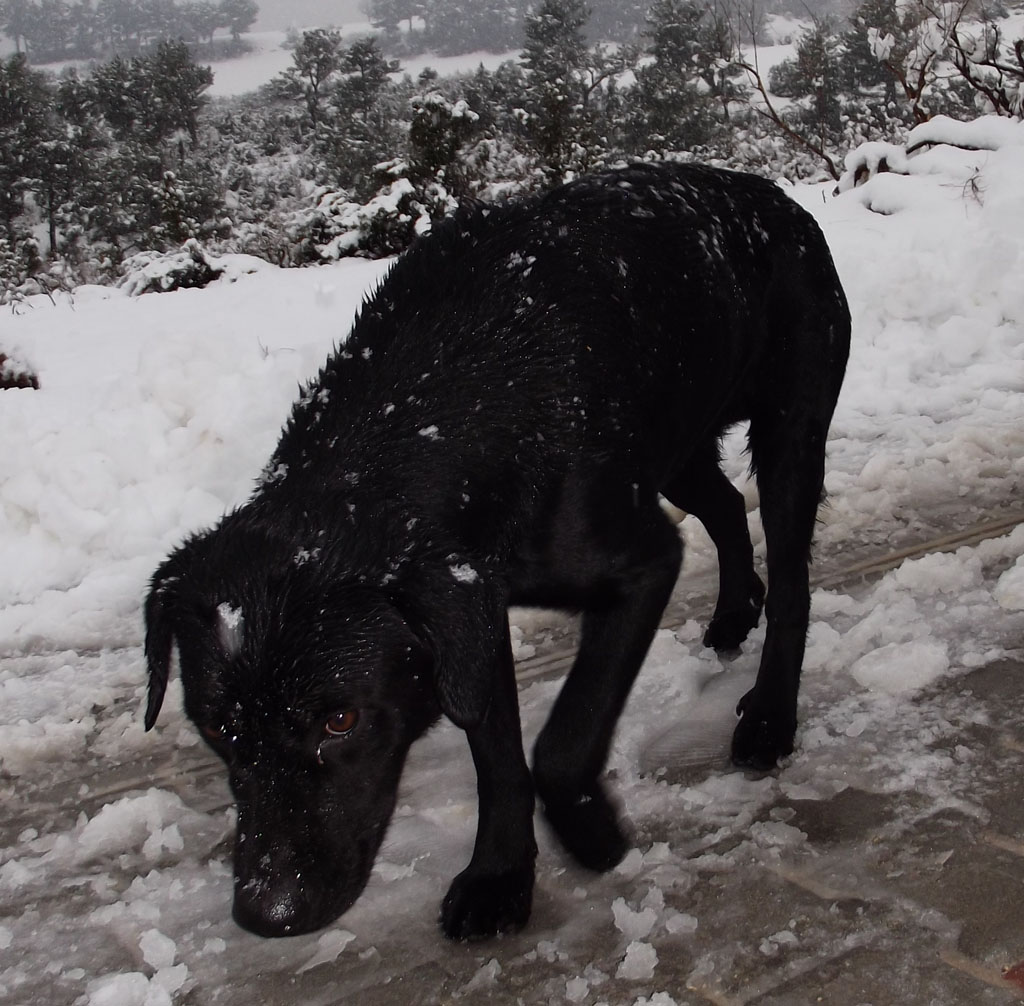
(1, 118, 1023, 1005)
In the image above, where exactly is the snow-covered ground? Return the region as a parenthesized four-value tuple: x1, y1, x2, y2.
(1, 118, 1023, 1005)
(205, 30, 519, 98)
(27, 27, 518, 100)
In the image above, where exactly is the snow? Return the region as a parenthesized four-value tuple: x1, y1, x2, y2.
(295, 929, 356, 973)
(995, 555, 1024, 610)
(611, 897, 658, 941)
(31, 27, 518, 101)
(907, 112, 1024, 152)
(204, 29, 516, 99)
(1, 117, 1023, 1003)
(448, 563, 479, 584)
(616, 940, 658, 980)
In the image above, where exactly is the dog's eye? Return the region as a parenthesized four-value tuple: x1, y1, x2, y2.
(201, 724, 226, 743)
(324, 710, 360, 737)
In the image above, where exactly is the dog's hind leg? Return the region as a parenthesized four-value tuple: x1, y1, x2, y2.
(532, 498, 682, 872)
(660, 443, 764, 652)
(731, 408, 828, 770)
(441, 620, 538, 941)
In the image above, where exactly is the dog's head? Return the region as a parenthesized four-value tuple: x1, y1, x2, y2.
(143, 520, 440, 937)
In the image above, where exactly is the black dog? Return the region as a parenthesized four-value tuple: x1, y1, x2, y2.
(144, 162, 850, 941)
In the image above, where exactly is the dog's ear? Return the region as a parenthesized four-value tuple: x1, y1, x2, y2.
(392, 568, 508, 729)
(143, 572, 177, 731)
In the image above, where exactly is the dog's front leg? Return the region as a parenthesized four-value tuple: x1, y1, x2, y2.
(440, 626, 537, 940)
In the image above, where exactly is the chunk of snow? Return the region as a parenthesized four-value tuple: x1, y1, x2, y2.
(614, 848, 645, 877)
(565, 976, 590, 1002)
(611, 897, 657, 941)
(616, 941, 658, 980)
(86, 972, 171, 1006)
(665, 912, 699, 935)
(462, 958, 502, 991)
(296, 929, 356, 973)
(750, 820, 808, 848)
(152, 965, 188, 995)
(139, 929, 176, 970)
(850, 640, 950, 694)
(449, 563, 479, 584)
(76, 790, 197, 864)
(994, 556, 1024, 610)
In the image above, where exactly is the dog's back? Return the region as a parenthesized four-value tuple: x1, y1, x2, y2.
(263, 163, 848, 553)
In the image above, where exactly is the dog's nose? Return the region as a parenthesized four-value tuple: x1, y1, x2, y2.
(232, 876, 311, 938)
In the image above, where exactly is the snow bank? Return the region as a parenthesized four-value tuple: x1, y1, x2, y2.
(906, 113, 1024, 152)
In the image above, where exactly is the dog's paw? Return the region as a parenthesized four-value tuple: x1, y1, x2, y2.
(541, 784, 630, 873)
(703, 575, 765, 652)
(440, 863, 534, 941)
(731, 689, 795, 771)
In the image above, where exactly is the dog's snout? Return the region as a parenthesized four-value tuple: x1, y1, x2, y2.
(232, 873, 311, 937)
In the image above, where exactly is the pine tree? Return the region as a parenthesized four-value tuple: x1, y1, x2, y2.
(0, 55, 52, 245)
(520, 0, 591, 184)
(769, 19, 845, 142)
(408, 89, 481, 193)
(317, 38, 402, 199)
(287, 28, 344, 127)
(219, 0, 258, 42)
(631, 0, 732, 155)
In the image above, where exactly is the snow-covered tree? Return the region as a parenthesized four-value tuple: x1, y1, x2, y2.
(769, 19, 845, 140)
(408, 89, 481, 194)
(630, 0, 739, 156)
(286, 28, 345, 127)
(520, 0, 621, 185)
(0, 55, 53, 245)
(948, 11, 1024, 118)
(859, 0, 971, 123)
(219, 0, 257, 42)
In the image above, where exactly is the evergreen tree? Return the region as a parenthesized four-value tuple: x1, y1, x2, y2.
(408, 89, 481, 193)
(0, 55, 52, 245)
(1, 0, 35, 54)
(336, 36, 399, 120)
(631, 0, 728, 155)
(427, 0, 521, 56)
(219, 0, 257, 41)
(287, 27, 344, 126)
(69, 43, 219, 261)
(520, 0, 591, 184)
(318, 37, 402, 198)
(769, 19, 845, 143)
(843, 0, 902, 103)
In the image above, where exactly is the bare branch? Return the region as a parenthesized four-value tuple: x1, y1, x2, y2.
(734, 53, 842, 180)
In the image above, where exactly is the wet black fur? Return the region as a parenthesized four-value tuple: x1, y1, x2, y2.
(144, 162, 850, 941)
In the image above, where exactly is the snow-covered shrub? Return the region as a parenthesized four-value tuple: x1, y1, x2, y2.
(837, 112, 1024, 190)
(287, 178, 432, 262)
(837, 140, 910, 190)
(0, 234, 44, 307)
(0, 349, 39, 390)
(409, 91, 481, 190)
(119, 239, 226, 296)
